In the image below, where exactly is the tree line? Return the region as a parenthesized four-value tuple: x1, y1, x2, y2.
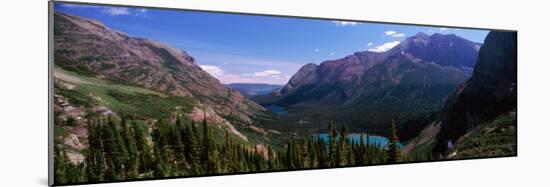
(54, 116, 409, 185)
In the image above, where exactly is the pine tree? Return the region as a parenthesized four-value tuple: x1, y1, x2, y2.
(316, 135, 328, 168)
(200, 114, 215, 174)
(153, 143, 170, 178)
(121, 120, 139, 178)
(54, 143, 67, 184)
(132, 122, 154, 174)
(101, 118, 119, 178)
(169, 122, 186, 176)
(328, 122, 338, 167)
(103, 116, 126, 178)
(340, 125, 349, 166)
(386, 119, 401, 163)
(84, 121, 105, 182)
(182, 124, 200, 175)
(105, 159, 119, 181)
(299, 138, 309, 168)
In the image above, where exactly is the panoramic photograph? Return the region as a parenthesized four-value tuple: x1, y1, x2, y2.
(51, 2, 517, 185)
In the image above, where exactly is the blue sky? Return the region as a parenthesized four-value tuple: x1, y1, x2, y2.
(55, 3, 489, 85)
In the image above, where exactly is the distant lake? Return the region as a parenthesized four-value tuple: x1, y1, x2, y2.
(263, 104, 288, 116)
(315, 133, 404, 148)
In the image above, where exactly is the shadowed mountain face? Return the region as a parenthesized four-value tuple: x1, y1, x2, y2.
(434, 31, 517, 153)
(272, 33, 480, 134)
(53, 12, 262, 121)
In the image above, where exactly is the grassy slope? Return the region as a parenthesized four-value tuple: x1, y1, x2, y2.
(448, 112, 517, 159)
(54, 67, 259, 146)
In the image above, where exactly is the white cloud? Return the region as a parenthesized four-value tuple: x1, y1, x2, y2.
(368, 41, 401, 53)
(101, 7, 131, 16)
(333, 21, 360, 26)
(367, 42, 373, 46)
(200, 65, 225, 77)
(385, 31, 397, 36)
(244, 70, 282, 77)
(391, 33, 405, 37)
(61, 4, 146, 17)
(330, 51, 335, 55)
(195, 53, 302, 84)
(314, 49, 319, 53)
(137, 9, 148, 13)
(385, 30, 405, 37)
(60, 4, 97, 8)
(428, 27, 453, 34)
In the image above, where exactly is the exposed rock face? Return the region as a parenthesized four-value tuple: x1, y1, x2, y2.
(273, 33, 478, 132)
(278, 33, 480, 106)
(53, 12, 261, 121)
(391, 33, 482, 69)
(433, 31, 517, 153)
(280, 63, 320, 95)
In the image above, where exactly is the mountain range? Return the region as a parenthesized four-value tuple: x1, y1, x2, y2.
(266, 32, 482, 136)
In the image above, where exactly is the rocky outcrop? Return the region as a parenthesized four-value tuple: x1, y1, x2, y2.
(433, 31, 517, 153)
(280, 63, 320, 95)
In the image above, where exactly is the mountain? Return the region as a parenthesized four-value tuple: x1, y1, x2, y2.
(432, 31, 517, 154)
(53, 11, 262, 122)
(271, 33, 480, 135)
(390, 33, 481, 70)
(227, 83, 283, 97)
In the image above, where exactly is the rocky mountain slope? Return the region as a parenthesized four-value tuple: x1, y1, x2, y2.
(270, 33, 480, 134)
(433, 31, 517, 154)
(54, 11, 262, 122)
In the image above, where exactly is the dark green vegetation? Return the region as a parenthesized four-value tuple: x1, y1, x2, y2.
(54, 116, 410, 185)
(449, 112, 517, 159)
(105, 90, 194, 119)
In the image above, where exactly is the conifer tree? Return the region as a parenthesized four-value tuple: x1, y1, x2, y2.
(386, 119, 401, 163)
(153, 143, 170, 178)
(182, 125, 200, 174)
(132, 122, 154, 174)
(102, 116, 126, 177)
(340, 125, 349, 166)
(121, 120, 139, 178)
(328, 122, 338, 167)
(169, 123, 186, 175)
(84, 121, 105, 182)
(302, 138, 311, 168)
(200, 114, 215, 174)
(54, 143, 67, 184)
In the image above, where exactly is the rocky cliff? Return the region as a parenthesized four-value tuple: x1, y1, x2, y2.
(433, 31, 517, 153)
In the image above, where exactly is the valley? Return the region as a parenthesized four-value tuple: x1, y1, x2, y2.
(51, 5, 517, 185)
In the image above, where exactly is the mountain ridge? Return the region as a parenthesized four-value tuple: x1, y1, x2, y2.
(54, 11, 262, 122)
(264, 32, 480, 136)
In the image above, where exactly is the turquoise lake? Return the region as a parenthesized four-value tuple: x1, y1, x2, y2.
(315, 133, 404, 148)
